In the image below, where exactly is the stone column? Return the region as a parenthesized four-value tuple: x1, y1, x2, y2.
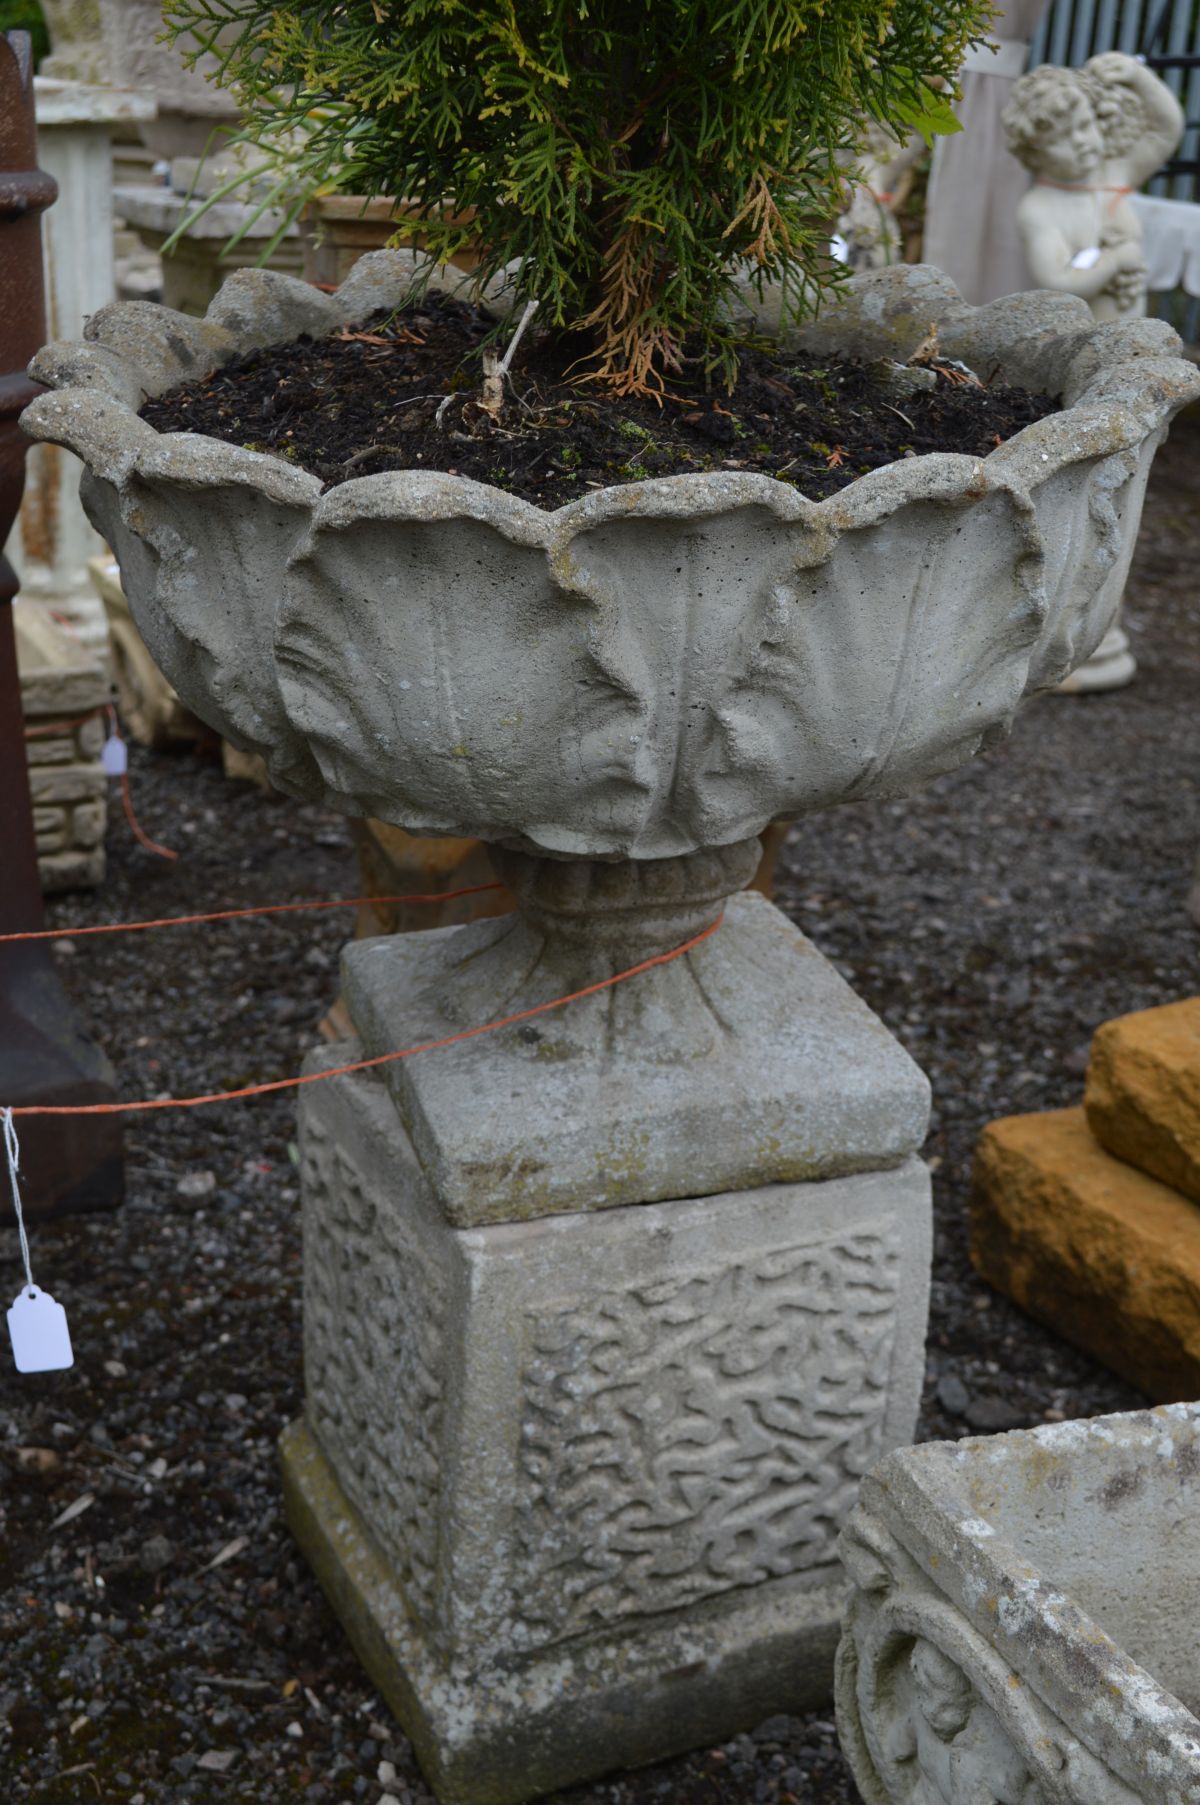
(3, 78, 152, 665)
(282, 842, 933, 1805)
(16, 600, 107, 891)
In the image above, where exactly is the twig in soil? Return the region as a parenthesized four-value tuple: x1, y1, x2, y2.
(497, 298, 540, 379)
(56, 1765, 101, 1795)
(339, 443, 411, 471)
(86, 1444, 145, 1481)
(201, 1533, 250, 1572)
(205, 1675, 277, 1696)
(480, 298, 540, 418)
(335, 327, 425, 347)
(883, 403, 916, 431)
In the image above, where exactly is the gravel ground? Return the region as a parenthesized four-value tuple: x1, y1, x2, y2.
(1, 411, 1197, 1805)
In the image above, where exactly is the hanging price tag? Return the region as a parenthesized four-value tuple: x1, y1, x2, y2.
(101, 733, 128, 776)
(7, 1285, 73, 1373)
(3, 1108, 74, 1373)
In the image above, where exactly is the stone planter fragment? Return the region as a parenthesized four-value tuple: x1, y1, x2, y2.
(96, 0, 239, 162)
(836, 1402, 1200, 1804)
(20, 256, 1200, 1803)
(302, 194, 482, 289)
(114, 171, 304, 318)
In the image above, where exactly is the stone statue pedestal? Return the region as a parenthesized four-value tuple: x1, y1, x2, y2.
(3, 78, 152, 667)
(282, 851, 932, 1805)
(1054, 617, 1137, 693)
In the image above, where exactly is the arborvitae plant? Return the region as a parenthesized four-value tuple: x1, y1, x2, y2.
(165, 0, 991, 394)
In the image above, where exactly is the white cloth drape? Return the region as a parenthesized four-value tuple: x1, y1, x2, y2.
(1133, 193, 1200, 297)
(923, 0, 1052, 304)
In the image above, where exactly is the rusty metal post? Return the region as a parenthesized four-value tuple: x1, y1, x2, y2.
(0, 31, 123, 1218)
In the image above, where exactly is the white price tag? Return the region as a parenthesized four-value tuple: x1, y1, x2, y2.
(101, 734, 128, 776)
(7, 1285, 74, 1373)
(1070, 246, 1102, 270)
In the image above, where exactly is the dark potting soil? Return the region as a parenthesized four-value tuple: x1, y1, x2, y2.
(140, 292, 1057, 506)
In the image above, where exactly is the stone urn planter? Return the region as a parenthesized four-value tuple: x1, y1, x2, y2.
(21, 256, 1200, 1804)
(836, 1402, 1200, 1804)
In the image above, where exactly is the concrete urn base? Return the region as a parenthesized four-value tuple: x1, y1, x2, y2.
(284, 846, 932, 1804)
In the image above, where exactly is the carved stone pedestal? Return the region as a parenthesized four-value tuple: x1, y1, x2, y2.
(284, 849, 932, 1804)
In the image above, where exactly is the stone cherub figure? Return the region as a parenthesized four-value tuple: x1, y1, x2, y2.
(1003, 53, 1184, 321)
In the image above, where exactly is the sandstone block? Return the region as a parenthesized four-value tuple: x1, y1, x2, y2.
(39, 847, 105, 892)
(1085, 998, 1200, 1203)
(970, 1105, 1200, 1400)
(29, 763, 106, 805)
(72, 801, 106, 848)
(20, 671, 106, 717)
(26, 736, 75, 766)
(79, 717, 105, 756)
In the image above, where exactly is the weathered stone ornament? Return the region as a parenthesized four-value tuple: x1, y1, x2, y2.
(833, 123, 923, 272)
(836, 1404, 1200, 1804)
(19, 256, 1200, 1802)
(1003, 53, 1185, 696)
(1004, 54, 1184, 323)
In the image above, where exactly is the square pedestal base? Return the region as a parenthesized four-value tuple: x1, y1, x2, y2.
(283, 1416, 843, 1805)
(290, 1062, 931, 1803)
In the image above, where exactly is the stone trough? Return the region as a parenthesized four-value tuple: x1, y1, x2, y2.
(837, 1401, 1200, 1804)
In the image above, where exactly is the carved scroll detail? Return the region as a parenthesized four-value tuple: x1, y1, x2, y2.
(513, 1223, 901, 1639)
(300, 1117, 446, 1621)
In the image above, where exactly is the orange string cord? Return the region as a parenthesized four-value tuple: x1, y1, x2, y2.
(0, 883, 508, 944)
(7, 913, 724, 1116)
(1039, 181, 1132, 195)
(105, 705, 179, 862)
(23, 707, 105, 741)
(119, 768, 179, 862)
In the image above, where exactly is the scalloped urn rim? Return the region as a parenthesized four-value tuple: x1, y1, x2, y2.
(18, 255, 1200, 861)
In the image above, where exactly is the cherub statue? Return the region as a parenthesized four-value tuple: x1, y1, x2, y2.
(1003, 54, 1184, 320)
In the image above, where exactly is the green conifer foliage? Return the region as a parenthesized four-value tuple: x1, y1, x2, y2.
(165, 0, 991, 392)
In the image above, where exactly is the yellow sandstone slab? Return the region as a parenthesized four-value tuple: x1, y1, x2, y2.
(1085, 998, 1200, 1203)
(970, 1105, 1200, 1401)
